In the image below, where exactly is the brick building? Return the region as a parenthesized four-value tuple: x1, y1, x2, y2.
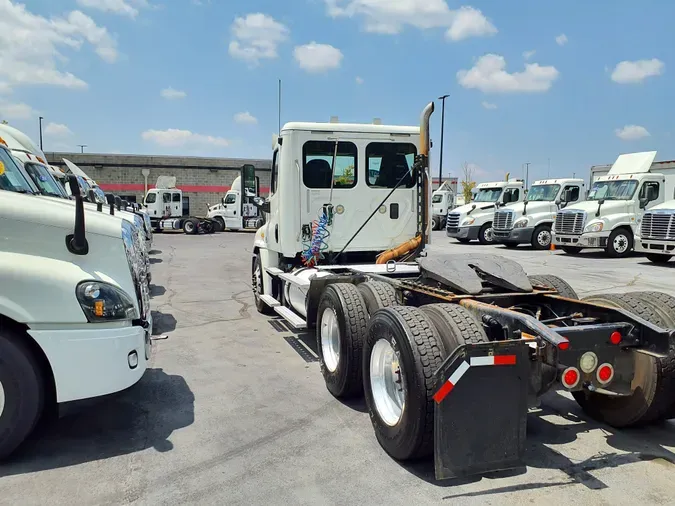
(45, 152, 272, 216)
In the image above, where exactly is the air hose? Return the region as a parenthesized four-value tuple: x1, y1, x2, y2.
(301, 210, 331, 267)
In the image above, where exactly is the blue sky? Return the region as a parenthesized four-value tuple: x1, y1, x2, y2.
(0, 0, 673, 183)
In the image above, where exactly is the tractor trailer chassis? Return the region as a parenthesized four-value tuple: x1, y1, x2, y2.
(253, 253, 675, 480)
(151, 216, 221, 235)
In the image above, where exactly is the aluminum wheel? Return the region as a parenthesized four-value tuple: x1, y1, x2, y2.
(484, 227, 493, 243)
(537, 229, 552, 247)
(184, 221, 195, 233)
(320, 307, 340, 373)
(370, 339, 406, 426)
(0, 380, 5, 418)
(613, 233, 630, 254)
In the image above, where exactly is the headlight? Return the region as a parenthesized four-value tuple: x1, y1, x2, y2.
(584, 222, 604, 233)
(76, 281, 139, 322)
(513, 218, 529, 228)
(462, 217, 475, 226)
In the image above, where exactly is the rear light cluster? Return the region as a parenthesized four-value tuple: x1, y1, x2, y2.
(559, 328, 622, 390)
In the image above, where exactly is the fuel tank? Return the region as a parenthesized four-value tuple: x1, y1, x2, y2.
(284, 267, 333, 317)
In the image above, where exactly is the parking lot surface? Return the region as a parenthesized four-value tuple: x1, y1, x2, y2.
(1, 231, 674, 505)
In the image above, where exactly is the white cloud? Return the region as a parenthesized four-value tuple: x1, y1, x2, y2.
(141, 129, 230, 148)
(234, 111, 257, 125)
(0, 101, 35, 120)
(294, 42, 343, 73)
(356, 76, 364, 84)
(523, 50, 536, 60)
(160, 87, 187, 100)
(0, 82, 11, 94)
(457, 54, 559, 93)
(481, 101, 497, 110)
(76, 0, 147, 19)
(0, 1, 118, 90)
(228, 13, 289, 66)
(324, 1, 496, 40)
(555, 34, 567, 46)
(610, 59, 664, 84)
(45, 122, 74, 137)
(615, 125, 650, 141)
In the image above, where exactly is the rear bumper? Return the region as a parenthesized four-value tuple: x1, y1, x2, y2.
(493, 227, 534, 244)
(635, 239, 675, 255)
(446, 225, 479, 240)
(553, 232, 608, 248)
(28, 321, 152, 403)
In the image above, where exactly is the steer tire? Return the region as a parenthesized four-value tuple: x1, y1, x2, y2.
(527, 274, 578, 299)
(212, 217, 224, 232)
(478, 222, 493, 245)
(317, 283, 369, 399)
(357, 281, 399, 316)
(0, 329, 44, 460)
(606, 227, 633, 258)
(420, 304, 489, 354)
(183, 219, 198, 235)
(363, 306, 445, 460)
(252, 254, 275, 315)
(573, 293, 673, 426)
(431, 217, 439, 231)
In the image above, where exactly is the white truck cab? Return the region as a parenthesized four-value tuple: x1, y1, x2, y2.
(206, 168, 265, 231)
(493, 178, 585, 249)
(0, 144, 152, 459)
(430, 181, 456, 230)
(446, 180, 525, 244)
(553, 151, 675, 257)
(635, 198, 675, 264)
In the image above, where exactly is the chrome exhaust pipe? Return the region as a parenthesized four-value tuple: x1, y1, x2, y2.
(420, 102, 435, 246)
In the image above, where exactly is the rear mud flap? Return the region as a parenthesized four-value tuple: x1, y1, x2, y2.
(432, 340, 531, 480)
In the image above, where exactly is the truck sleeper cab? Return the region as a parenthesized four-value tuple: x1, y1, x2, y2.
(446, 180, 525, 244)
(0, 145, 152, 460)
(492, 178, 585, 249)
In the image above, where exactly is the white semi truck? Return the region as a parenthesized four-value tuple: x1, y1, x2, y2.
(206, 164, 265, 231)
(248, 101, 675, 480)
(492, 178, 586, 249)
(430, 181, 456, 230)
(552, 152, 675, 257)
(445, 179, 525, 244)
(0, 144, 152, 460)
(635, 199, 675, 263)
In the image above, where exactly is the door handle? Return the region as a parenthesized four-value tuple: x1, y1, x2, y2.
(275, 224, 279, 243)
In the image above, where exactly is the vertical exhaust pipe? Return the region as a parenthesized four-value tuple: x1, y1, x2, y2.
(420, 101, 435, 248)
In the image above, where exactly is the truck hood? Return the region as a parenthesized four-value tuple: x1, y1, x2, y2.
(500, 201, 555, 215)
(450, 202, 497, 215)
(559, 200, 629, 217)
(645, 200, 675, 212)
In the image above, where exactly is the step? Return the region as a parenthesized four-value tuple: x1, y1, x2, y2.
(259, 294, 280, 307)
(274, 306, 307, 330)
(265, 267, 284, 276)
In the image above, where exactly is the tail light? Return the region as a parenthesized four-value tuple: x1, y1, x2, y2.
(561, 366, 580, 389)
(597, 363, 614, 385)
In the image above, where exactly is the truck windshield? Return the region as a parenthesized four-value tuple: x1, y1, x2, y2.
(588, 180, 638, 201)
(24, 162, 67, 198)
(432, 194, 443, 203)
(146, 192, 157, 204)
(526, 184, 560, 202)
(0, 148, 36, 194)
(92, 186, 107, 204)
(473, 188, 502, 202)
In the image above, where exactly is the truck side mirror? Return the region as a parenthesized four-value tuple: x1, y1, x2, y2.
(252, 196, 270, 214)
(639, 186, 658, 209)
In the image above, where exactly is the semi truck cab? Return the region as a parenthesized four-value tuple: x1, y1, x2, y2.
(430, 181, 456, 230)
(446, 180, 525, 244)
(635, 199, 675, 263)
(206, 167, 265, 231)
(492, 178, 585, 249)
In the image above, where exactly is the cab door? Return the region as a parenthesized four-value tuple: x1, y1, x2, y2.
(222, 191, 241, 228)
(171, 191, 182, 217)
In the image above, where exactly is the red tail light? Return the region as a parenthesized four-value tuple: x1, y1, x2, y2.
(610, 331, 622, 345)
(597, 364, 614, 385)
(558, 339, 570, 351)
(561, 366, 580, 389)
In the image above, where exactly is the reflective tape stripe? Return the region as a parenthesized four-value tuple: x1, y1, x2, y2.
(434, 354, 517, 404)
(433, 360, 469, 404)
(448, 360, 470, 385)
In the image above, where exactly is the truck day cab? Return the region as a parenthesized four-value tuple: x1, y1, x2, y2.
(206, 165, 265, 231)
(430, 180, 456, 230)
(636, 198, 675, 264)
(446, 180, 525, 244)
(0, 144, 152, 460)
(492, 178, 585, 249)
(553, 151, 675, 257)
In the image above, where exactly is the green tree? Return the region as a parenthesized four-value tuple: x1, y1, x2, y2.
(335, 164, 354, 186)
(461, 162, 476, 202)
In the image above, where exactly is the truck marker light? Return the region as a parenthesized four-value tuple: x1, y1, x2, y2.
(561, 367, 580, 389)
(0, 161, 4, 176)
(433, 355, 517, 404)
(0, 136, 6, 146)
(557, 340, 570, 351)
(610, 331, 622, 345)
(336, 205, 345, 215)
(579, 352, 598, 373)
(597, 364, 614, 384)
(94, 300, 104, 317)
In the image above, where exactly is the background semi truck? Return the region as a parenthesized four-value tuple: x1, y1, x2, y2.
(206, 164, 265, 231)
(492, 178, 586, 249)
(636, 198, 675, 263)
(553, 151, 675, 257)
(430, 180, 456, 230)
(446, 179, 525, 244)
(0, 144, 152, 460)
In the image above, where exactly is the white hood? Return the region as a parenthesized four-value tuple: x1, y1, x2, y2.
(560, 199, 630, 217)
(646, 200, 675, 212)
(450, 201, 498, 215)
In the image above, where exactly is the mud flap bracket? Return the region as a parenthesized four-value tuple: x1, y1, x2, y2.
(433, 340, 531, 480)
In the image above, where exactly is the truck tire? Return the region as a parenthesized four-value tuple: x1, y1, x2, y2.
(573, 293, 672, 426)
(363, 306, 445, 460)
(421, 304, 489, 354)
(183, 219, 198, 235)
(645, 253, 672, 264)
(252, 254, 275, 315)
(317, 283, 369, 398)
(606, 227, 633, 258)
(531, 224, 552, 250)
(527, 274, 578, 299)
(503, 242, 519, 249)
(456, 238, 471, 244)
(0, 329, 44, 460)
(212, 217, 225, 232)
(478, 222, 493, 245)
(561, 246, 582, 255)
(357, 281, 399, 315)
(431, 217, 439, 231)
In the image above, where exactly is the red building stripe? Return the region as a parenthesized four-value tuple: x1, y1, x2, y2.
(98, 183, 270, 194)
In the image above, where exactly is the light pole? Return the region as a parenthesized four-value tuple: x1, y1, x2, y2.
(524, 162, 531, 189)
(78, 144, 87, 153)
(39, 116, 44, 151)
(438, 94, 450, 189)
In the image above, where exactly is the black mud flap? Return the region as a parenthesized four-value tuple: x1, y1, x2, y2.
(432, 340, 531, 480)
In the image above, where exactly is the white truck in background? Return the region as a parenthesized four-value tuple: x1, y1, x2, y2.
(635, 198, 675, 264)
(492, 178, 586, 249)
(0, 144, 152, 460)
(446, 179, 525, 244)
(430, 180, 456, 230)
(206, 164, 265, 231)
(553, 151, 675, 257)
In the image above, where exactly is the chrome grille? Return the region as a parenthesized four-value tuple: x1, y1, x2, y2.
(641, 211, 675, 240)
(493, 210, 514, 231)
(555, 210, 585, 235)
(446, 213, 460, 229)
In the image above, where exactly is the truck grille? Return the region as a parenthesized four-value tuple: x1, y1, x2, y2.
(493, 210, 513, 231)
(446, 213, 460, 230)
(641, 211, 675, 240)
(555, 210, 585, 235)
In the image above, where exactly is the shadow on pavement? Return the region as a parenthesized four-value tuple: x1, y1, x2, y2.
(150, 284, 166, 297)
(0, 368, 194, 478)
(152, 310, 177, 334)
(149, 257, 163, 264)
(637, 260, 675, 269)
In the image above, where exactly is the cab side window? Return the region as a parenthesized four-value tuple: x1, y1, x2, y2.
(162, 192, 171, 203)
(303, 141, 357, 189)
(172, 192, 181, 202)
(271, 149, 278, 195)
(224, 194, 237, 204)
(504, 188, 520, 202)
(639, 181, 659, 200)
(566, 185, 580, 202)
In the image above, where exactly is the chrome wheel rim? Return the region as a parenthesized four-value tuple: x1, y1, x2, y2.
(370, 339, 405, 426)
(0, 381, 5, 419)
(538, 230, 552, 247)
(484, 227, 493, 243)
(320, 308, 340, 373)
(185, 222, 194, 232)
(613, 234, 629, 254)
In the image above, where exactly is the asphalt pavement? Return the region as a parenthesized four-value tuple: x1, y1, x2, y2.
(1, 230, 674, 505)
